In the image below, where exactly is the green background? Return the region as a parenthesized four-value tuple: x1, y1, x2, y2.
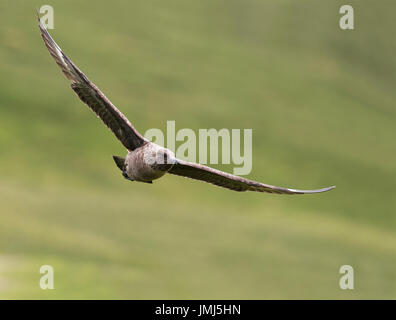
(0, 0, 395, 299)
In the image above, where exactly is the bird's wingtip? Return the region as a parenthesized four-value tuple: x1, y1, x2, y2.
(36, 9, 46, 31)
(290, 185, 336, 194)
(36, 8, 40, 21)
(320, 185, 336, 193)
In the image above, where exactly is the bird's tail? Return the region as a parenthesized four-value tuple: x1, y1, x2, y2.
(113, 156, 126, 172)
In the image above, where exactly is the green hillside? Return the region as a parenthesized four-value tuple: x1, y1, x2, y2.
(0, 0, 395, 298)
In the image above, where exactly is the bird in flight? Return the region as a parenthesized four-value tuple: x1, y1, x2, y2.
(38, 16, 335, 194)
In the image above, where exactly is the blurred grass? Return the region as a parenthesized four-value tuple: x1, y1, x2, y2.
(0, 0, 395, 298)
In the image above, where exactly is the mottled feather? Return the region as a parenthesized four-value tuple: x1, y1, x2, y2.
(38, 15, 147, 151)
(169, 160, 335, 194)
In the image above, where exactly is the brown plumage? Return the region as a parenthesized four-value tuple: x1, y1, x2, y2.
(38, 15, 335, 195)
(38, 16, 146, 151)
(168, 160, 334, 194)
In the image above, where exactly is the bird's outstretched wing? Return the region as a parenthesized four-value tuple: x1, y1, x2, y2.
(168, 160, 335, 194)
(38, 16, 147, 151)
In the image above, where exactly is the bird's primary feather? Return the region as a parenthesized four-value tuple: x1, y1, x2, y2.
(38, 15, 147, 151)
(169, 160, 335, 194)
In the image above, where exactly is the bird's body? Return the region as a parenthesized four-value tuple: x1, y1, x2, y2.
(38, 15, 335, 195)
(124, 143, 174, 183)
